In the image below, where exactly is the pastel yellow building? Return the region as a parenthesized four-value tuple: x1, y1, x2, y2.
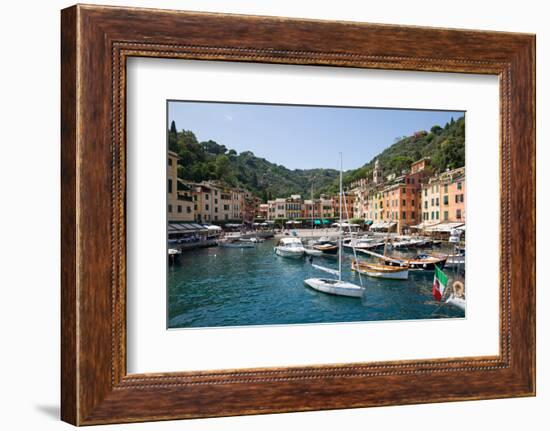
(167, 151, 194, 222)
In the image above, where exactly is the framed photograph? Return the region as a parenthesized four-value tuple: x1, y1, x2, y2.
(61, 4, 536, 425)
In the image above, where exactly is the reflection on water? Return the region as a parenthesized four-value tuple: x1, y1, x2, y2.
(168, 239, 465, 328)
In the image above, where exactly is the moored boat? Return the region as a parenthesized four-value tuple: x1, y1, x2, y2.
(274, 237, 305, 258)
(445, 280, 466, 311)
(304, 247, 323, 257)
(219, 238, 255, 248)
(351, 260, 409, 280)
(358, 249, 447, 271)
(304, 153, 365, 298)
(312, 241, 338, 254)
(304, 278, 364, 297)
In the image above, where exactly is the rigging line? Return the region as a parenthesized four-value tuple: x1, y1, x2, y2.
(341, 160, 364, 288)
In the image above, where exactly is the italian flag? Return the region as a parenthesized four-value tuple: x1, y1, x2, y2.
(432, 265, 448, 302)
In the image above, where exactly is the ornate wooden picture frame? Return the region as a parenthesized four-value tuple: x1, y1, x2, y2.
(61, 4, 535, 425)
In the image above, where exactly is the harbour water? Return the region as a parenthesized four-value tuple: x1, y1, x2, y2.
(168, 239, 465, 329)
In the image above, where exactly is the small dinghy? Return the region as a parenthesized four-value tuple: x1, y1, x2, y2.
(312, 241, 338, 254)
(445, 280, 466, 311)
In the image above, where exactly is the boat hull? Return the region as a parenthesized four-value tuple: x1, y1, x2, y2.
(304, 278, 364, 298)
(352, 263, 408, 280)
(383, 257, 447, 271)
(275, 247, 305, 258)
(446, 295, 466, 311)
(313, 245, 338, 254)
(220, 242, 255, 248)
(304, 248, 323, 257)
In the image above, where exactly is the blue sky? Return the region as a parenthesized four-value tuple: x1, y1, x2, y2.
(168, 101, 464, 170)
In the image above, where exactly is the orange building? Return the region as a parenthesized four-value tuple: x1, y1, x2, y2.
(440, 167, 466, 223)
(332, 193, 355, 220)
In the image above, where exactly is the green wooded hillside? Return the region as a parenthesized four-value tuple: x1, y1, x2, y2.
(168, 115, 464, 200)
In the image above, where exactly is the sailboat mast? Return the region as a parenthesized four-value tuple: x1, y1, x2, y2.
(311, 177, 314, 230)
(339, 153, 343, 281)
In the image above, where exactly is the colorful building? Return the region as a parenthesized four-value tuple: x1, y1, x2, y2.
(167, 151, 194, 222)
(332, 192, 354, 219)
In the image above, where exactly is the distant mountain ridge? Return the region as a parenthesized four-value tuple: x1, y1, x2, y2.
(168, 114, 465, 200)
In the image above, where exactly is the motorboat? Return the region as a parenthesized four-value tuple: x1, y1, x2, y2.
(445, 247, 465, 269)
(274, 237, 305, 258)
(351, 260, 409, 280)
(342, 237, 385, 251)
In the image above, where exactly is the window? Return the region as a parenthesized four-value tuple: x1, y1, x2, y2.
(168, 178, 173, 194)
(168, 204, 172, 213)
(214, 207, 218, 213)
(411, 178, 415, 185)
(402, 211, 406, 219)
(177, 205, 182, 213)
(436, 211, 439, 219)
(457, 182, 462, 190)
(431, 211, 434, 220)
(424, 201, 428, 209)
(402, 188, 406, 193)
(168, 158, 172, 166)
(457, 209, 462, 220)
(187, 207, 192, 214)
(205, 194, 209, 200)
(411, 211, 415, 219)
(402, 199, 406, 206)
(424, 189, 427, 196)
(444, 211, 448, 221)
(412, 199, 415, 207)
(205, 204, 209, 211)
(431, 198, 434, 206)
(436, 197, 439, 206)
(443, 195, 449, 205)
(444, 184, 448, 193)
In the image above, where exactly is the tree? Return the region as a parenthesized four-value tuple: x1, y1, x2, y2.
(430, 125, 442, 134)
(214, 155, 230, 178)
(168, 120, 178, 152)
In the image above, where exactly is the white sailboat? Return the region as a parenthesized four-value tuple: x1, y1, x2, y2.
(304, 153, 365, 298)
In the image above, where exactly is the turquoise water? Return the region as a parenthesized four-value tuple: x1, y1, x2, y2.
(168, 239, 465, 328)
